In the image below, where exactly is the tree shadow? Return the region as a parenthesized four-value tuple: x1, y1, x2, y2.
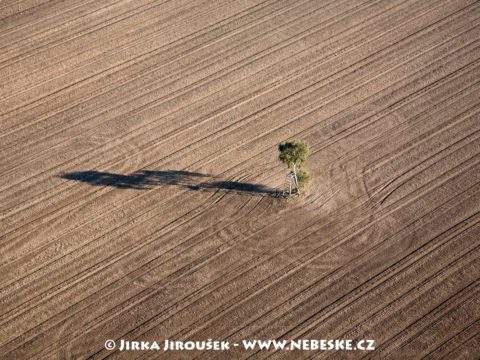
(194, 181, 278, 196)
(59, 170, 279, 197)
(60, 170, 208, 190)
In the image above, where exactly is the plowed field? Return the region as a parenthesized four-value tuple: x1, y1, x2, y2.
(1, 0, 479, 358)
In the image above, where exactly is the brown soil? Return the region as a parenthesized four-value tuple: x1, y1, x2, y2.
(0, 0, 479, 358)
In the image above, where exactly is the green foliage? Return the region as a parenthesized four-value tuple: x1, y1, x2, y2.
(296, 168, 312, 190)
(279, 139, 313, 196)
(278, 139, 309, 169)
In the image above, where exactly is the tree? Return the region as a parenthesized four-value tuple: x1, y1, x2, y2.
(296, 168, 312, 191)
(278, 139, 312, 196)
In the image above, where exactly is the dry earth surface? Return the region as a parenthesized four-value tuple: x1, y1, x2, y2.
(1, 0, 479, 358)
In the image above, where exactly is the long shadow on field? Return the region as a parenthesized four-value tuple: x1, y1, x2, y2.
(59, 170, 278, 197)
